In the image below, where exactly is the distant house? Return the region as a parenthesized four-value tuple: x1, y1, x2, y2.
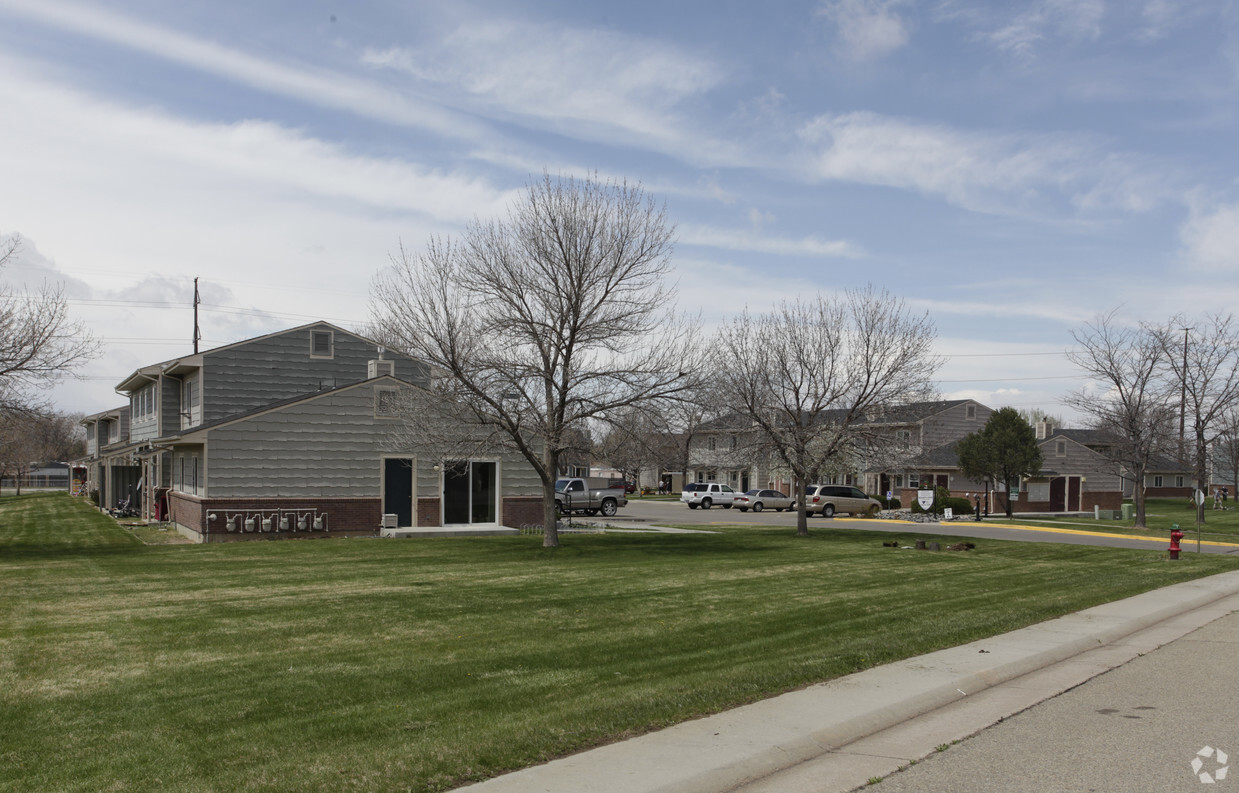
(900, 419, 1192, 513)
(79, 321, 541, 541)
(680, 399, 992, 497)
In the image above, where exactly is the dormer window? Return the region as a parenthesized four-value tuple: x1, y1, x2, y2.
(311, 330, 334, 359)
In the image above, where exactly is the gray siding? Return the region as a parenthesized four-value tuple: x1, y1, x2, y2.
(199, 324, 428, 425)
(921, 402, 990, 450)
(203, 382, 540, 499)
(160, 374, 181, 437)
(1040, 438, 1123, 492)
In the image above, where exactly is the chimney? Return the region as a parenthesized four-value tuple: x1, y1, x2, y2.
(1036, 419, 1053, 440)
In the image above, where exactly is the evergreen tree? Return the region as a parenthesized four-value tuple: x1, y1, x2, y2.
(956, 407, 1043, 518)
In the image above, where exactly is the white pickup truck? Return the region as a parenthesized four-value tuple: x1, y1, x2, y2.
(680, 482, 738, 509)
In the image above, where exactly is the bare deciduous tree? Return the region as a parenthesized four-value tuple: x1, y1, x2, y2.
(0, 235, 99, 414)
(369, 173, 696, 547)
(1064, 312, 1176, 528)
(0, 410, 77, 496)
(1159, 313, 1239, 526)
(715, 287, 941, 536)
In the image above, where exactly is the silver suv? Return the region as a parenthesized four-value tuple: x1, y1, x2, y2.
(803, 484, 881, 518)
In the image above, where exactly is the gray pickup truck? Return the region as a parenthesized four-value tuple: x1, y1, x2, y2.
(554, 477, 627, 517)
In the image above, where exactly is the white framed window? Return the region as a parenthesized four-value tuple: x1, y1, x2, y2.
(909, 473, 920, 488)
(1056, 441, 1066, 456)
(1153, 475, 1164, 487)
(966, 404, 976, 419)
(1176, 476, 1185, 487)
(895, 429, 911, 444)
(310, 329, 334, 359)
(729, 435, 737, 451)
(707, 437, 716, 452)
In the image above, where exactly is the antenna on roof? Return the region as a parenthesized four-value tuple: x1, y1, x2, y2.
(193, 277, 202, 354)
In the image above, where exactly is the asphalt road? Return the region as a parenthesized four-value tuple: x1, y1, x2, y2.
(614, 498, 1239, 556)
(862, 609, 1239, 793)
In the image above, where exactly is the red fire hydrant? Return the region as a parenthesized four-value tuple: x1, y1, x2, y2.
(1169, 525, 1184, 560)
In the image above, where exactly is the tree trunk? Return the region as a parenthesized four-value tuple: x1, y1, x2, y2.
(1133, 478, 1147, 528)
(794, 471, 808, 536)
(542, 447, 559, 548)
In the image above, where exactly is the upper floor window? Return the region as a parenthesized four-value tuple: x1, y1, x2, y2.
(895, 429, 911, 444)
(728, 435, 737, 451)
(966, 404, 976, 419)
(707, 437, 717, 452)
(1056, 441, 1066, 457)
(311, 330, 334, 359)
(131, 384, 157, 421)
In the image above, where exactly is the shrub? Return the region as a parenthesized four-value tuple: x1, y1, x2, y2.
(910, 486, 973, 515)
(874, 494, 901, 510)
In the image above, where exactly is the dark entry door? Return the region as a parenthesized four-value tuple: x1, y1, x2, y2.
(1049, 478, 1066, 511)
(383, 458, 414, 527)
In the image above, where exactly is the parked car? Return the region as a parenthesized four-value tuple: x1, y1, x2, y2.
(802, 484, 882, 517)
(680, 482, 738, 509)
(733, 489, 794, 513)
(555, 477, 628, 517)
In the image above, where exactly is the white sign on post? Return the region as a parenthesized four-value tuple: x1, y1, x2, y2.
(943, 507, 954, 520)
(917, 489, 935, 511)
(1195, 489, 1206, 506)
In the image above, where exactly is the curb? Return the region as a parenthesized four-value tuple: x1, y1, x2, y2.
(453, 569, 1239, 793)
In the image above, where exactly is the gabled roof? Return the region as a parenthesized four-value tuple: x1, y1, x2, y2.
(1046, 428, 1122, 446)
(113, 321, 401, 391)
(81, 406, 128, 424)
(857, 399, 977, 426)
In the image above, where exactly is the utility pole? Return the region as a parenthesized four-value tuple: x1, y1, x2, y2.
(192, 277, 201, 354)
(1179, 326, 1190, 464)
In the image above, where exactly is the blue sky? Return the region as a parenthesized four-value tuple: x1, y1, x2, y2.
(2, 0, 1238, 420)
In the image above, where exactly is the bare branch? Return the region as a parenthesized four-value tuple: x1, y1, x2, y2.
(370, 173, 698, 546)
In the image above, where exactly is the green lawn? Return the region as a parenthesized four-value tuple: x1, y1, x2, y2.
(985, 497, 1239, 540)
(3, 492, 1237, 793)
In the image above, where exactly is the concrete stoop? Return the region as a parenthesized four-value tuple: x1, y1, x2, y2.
(380, 526, 519, 538)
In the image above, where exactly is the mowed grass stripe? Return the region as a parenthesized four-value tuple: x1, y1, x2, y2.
(1, 492, 1235, 792)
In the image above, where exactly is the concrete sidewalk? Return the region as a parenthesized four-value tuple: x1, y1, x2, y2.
(453, 570, 1239, 793)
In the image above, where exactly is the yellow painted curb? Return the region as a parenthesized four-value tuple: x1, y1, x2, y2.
(878, 518, 1239, 549)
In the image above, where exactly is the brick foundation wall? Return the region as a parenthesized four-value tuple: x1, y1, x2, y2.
(416, 497, 441, 526)
(502, 496, 544, 529)
(897, 487, 1123, 514)
(167, 492, 381, 542)
(1146, 487, 1193, 499)
(169, 492, 543, 541)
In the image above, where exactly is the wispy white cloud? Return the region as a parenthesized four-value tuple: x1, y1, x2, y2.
(0, 0, 490, 141)
(677, 224, 863, 258)
(981, 0, 1105, 56)
(797, 110, 1167, 216)
(818, 0, 913, 60)
(1179, 199, 1239, 272)
(360, 20, 744, 166)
